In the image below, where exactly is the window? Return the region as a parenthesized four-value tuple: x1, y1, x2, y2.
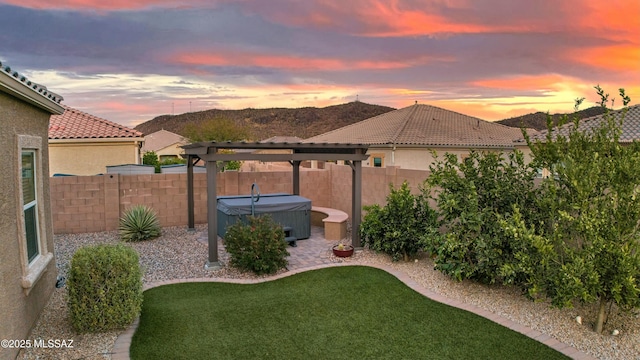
(22, 151, 39, 263)
(17, 135, 53, 292)
(369, 153, 384, 167)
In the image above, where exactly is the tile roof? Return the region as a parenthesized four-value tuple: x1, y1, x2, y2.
(304, 103, 528, 147)
(142, 129, 188, 152)
(531, 104, 640, 143)
(0, 60, 64, 114)
(0, 60, 64, 104)
(259, 136, 304, 143)
(49, 105, 143, 140)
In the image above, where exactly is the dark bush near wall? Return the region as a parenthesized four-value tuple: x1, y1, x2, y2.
(360, 181, 438, 261)
(67, 244, 143, 333)
(224, 215, 289, 275)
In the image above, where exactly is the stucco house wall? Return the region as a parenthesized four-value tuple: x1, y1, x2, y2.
(155, 143, 185, 161)
(0, 74, 62, 359)
(364, 146, 533, 170)
(49, 140, 141, 176)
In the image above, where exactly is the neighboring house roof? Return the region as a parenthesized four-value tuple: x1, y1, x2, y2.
(531, 104, 640, 143)
(49, 105, 143, 140)
(303, 103, 528, 148)
(260, 136, 304, 143)
(0, 60, 64, 114)
(142, 129, 188, 152)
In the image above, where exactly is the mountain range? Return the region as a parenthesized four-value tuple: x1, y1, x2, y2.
(134, 102, 607, 140)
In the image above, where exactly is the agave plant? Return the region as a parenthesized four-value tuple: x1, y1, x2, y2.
(119, 205, 161, 242)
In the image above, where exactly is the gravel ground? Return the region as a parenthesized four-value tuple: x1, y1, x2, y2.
(19, 226, 640, 360)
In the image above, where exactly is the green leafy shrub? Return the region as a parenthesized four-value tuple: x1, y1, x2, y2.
(512, 87, 640, 333)
(67, 244, 143, 333)
(224, 215, 289, 274)
(119, 205, 161, 242)
(425, 150, 538, 283)
(360, 181, 437, 261)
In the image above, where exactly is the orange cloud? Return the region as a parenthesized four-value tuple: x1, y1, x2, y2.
(569, 45, 640, 73)
(172, 50, 443, 71)
(471, 74, 575, 92)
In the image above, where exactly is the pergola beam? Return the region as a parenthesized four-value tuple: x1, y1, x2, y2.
(195, 153, 368, 162)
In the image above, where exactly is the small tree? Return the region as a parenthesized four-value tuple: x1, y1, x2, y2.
(183, 116, 250, 143)
(512, 87, 640, 333)
(142, 151, 159, 165)
(142, 151, 160, 173)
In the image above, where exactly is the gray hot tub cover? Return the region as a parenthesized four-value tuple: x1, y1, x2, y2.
(217, 194, 311, 216)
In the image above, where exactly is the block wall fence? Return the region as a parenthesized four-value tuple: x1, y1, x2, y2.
(50, 164, 432, 234)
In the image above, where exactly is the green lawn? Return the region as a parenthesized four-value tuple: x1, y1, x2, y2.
(130, 266, 569, 360)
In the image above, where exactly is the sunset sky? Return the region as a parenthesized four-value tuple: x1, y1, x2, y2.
(1, 0, 638, 128)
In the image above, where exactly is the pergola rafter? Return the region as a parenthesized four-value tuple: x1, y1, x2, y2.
(182, 141, 369, 269)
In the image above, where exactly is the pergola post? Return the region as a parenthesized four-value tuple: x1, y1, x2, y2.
(292, 160, 301, 195)
(187, 155, 195, 230)
(205, 157, 220, 269)
(351, 159, 363, 248)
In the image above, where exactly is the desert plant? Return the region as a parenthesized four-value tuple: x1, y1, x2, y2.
(67, 244, 143, 333)
(224, 215, 289, 274)
(119, 205, 161, 242)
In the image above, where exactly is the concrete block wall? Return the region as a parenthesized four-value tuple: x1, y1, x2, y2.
(50, 175, 107, 234)
(50, 166, 432, 234)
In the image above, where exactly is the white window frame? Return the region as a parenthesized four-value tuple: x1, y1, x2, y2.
(16, 135, 53, 293)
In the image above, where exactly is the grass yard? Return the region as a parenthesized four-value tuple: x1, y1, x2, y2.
(130, 266, 569, 360)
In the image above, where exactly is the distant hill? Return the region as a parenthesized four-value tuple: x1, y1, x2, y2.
(496, 106, 607, 131)
(134, 102, 396, 140)
(135, 102, 610, 140)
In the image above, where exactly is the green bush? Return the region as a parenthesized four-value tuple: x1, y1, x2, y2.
(119, 205, 161, 242)
(360, 181, 438, 261)
(224, 215, 289, 274)
(67, 244, 143, 333)
(425, 150, 538, 283)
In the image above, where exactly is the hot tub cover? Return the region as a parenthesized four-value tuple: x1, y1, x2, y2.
(217, 194, 311, 216)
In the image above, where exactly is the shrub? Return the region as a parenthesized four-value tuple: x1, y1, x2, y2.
(514, 87, 640, 333)
(425, 150, 538, 283)
(67, 244, 143, 333)
(224, 215, 289, 274)
(120, 205, 161, 242)
(360, 181, 438, 261)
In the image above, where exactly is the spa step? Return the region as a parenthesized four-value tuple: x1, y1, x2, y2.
(283, 226, 297, 247)
(285, 236, 297, 246)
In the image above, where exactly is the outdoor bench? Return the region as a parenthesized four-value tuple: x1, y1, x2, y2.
(310, 206, 348, 241)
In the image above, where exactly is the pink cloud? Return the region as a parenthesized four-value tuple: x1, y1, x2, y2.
(171, 50, 448, 71)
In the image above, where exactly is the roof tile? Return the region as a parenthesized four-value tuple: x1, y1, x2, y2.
(304, 104, 528, 147)
(532, 104, 640, 143)
(49, 105, 143, 140)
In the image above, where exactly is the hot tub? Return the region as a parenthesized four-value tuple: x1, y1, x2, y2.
(217, 194, 311, 240)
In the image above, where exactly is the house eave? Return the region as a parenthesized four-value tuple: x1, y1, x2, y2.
(0, 71, 64, 115)
(48, 137, 145, 144)
(366, 143, 518, 150)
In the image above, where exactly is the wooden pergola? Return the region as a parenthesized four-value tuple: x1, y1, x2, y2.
(182, 141, 370, 269)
